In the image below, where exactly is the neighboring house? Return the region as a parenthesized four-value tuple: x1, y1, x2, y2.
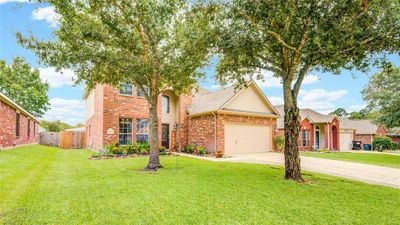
(387, 127, 400, 145)
(0, 92, 40, 150)
(341, 118, 387, 148)
(275, 106, 342, 151)
(84, 81, 280, 155)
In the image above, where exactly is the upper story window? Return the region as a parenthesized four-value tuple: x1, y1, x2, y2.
(137, 86, 149, 97)
(119, 118, 132, 145)
(119, 83, 133, 95)
(162, 95, 170, 114)
(16, 113, 20, 137)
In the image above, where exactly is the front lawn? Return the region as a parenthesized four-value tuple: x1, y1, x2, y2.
(1, 145, 399, 225)
(301, 152, 400, 168)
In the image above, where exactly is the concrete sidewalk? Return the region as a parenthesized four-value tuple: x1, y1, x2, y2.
(181, 153, 400, 189)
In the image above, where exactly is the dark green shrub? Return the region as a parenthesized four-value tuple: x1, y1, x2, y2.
(137, 142, 150, 154)
(183, 144, 194, 153)
(373, 136, 395, 151)
(159, 146, 166, 153)
(390, 141, 399, 150)
(196, 146, 206, 156)
(274, 136, 285, 152)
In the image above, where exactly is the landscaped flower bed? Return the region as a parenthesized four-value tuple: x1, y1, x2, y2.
(88, 142, 172, 160)
(181, 144, 220, 157)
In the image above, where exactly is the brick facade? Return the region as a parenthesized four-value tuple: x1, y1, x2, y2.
(85, 84, 193, 150)
(298, 118, 314, 151)
(188, 114, 216, 152)
(0, 98, 39, 149)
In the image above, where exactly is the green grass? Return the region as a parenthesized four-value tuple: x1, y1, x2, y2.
(1, 145, 399, 225)
(301, 152, 400, 168)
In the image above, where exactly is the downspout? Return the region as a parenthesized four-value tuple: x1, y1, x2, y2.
(327, 123, 330, 150)
(212, 112, 217, 153)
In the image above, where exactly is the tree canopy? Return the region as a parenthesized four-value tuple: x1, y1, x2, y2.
(329, 108, 348, 117)
(362, 64, 400, 128)
(0, 57, 50, 116)
(213, 0, 400, 180)
(17, 0, 214, 170)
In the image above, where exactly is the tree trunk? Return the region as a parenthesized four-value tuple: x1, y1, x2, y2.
(145, 94, 162, 171)
(283, 81, 304, 181)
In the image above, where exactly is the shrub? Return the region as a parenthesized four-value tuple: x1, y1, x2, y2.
(159, 146, 166, 153)
(274, 136, 285, 152)
(183, 144, 194, 153)
(318, 148, 330, 153)
(373, 136, 395, 151)
(390, 141, 399, 150)
(196, 146, 206, 156)
(137, 142, 150, 154)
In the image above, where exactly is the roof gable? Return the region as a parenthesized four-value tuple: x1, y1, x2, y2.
(188, 81, 279, 116)
(222, 82, 279, 115)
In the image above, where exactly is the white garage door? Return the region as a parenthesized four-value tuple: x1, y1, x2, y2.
(340, 131, 353, 151)
(224, 123, 272, 155)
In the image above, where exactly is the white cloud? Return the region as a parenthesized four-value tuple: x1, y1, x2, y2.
(32, 6, 60, 28)
(268, 96, 284, 105)
(44, 98, 85, 125)
(297, 89, 348, 114)
(303, 74, 319, 84)
(256, 70, 319, 88)
(348, 104, 367, 112)
(0, 0, 30, 4)
(38, 67, 76, 88)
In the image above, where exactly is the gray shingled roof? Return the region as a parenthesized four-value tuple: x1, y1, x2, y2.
(275, 105, 337, 129)
(340, 118, 379, 134)
(188, 85, 237, 115)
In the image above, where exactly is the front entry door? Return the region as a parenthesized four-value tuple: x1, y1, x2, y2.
(162, 124, 170, 149)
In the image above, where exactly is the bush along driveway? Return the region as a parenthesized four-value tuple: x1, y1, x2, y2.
(1, 145, 400, 225)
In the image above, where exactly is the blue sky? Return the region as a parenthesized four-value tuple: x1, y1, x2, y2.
(1, 1, 399, 125)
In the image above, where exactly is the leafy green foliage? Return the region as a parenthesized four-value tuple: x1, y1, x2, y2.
(17, 0, 214, 169)
(362, 64, 400, 128)
(41, 120, 73, 132)
(0, 57, 50, 116)
(274, 136, 285, 152)
(372, 136, 399, 151)
(329, 108, 348, 117)
(213, 0, 399, 178)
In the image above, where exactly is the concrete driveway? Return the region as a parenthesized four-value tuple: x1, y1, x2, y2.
(183, 153, 400, 189)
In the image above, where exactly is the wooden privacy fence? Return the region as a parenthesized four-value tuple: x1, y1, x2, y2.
(39, 132, 60, 146)
(40, 131, 86, 149)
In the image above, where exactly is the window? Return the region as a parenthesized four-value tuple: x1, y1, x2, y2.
(28, 119, 31, 138)
(16, 113, 20, 137)
(136, 119, 149, 142)
(302, 130, 307, 146)
(162, 95, 170, 114)
(137, 86, 149, 97)
(119, 83, 133, 95)
(119, 118, 132, 145)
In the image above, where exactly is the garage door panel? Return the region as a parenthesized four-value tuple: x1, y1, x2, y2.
(340, 131, 353, 151)
(224, 123, 272, 155)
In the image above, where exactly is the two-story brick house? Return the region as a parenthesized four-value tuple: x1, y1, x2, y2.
(84, 81, 280, 155)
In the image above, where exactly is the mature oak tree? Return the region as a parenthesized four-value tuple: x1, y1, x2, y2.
(0, 57, 50, 116)
(362, 64, 400, 128)
(330, 108, 348, 117)
(214, 0, 399, 180)
(18, 0, 214, 170)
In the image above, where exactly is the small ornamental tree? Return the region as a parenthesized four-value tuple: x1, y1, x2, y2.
(18, 0, 213, 170)
(214, 0, 399, 180)
(0, 57, 50, 116)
